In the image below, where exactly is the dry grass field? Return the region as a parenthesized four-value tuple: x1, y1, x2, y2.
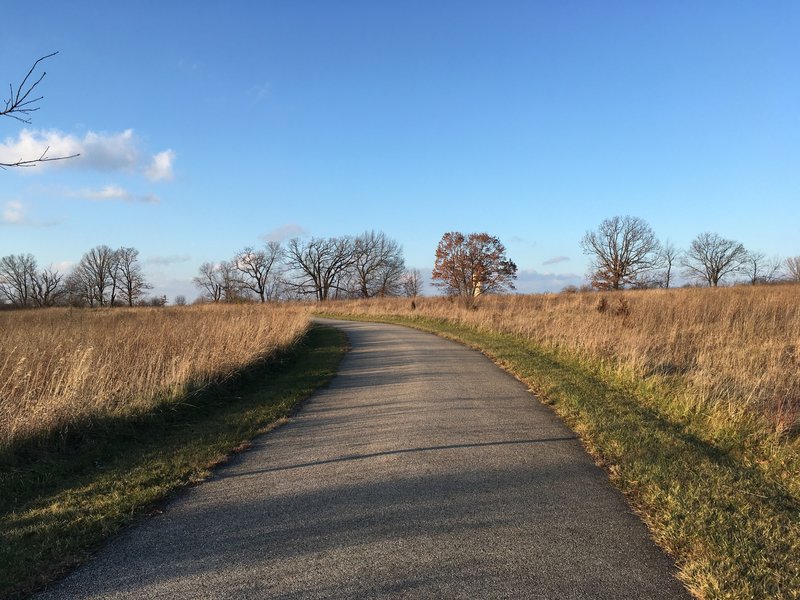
(329, 285, 800, 442)
(0, 304, 310, 449)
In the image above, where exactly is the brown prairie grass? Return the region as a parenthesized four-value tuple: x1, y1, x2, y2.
(327, 285, 800, 444)
(0, 304, 309, 449)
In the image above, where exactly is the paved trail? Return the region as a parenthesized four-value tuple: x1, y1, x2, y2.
(39, 319, 688, 599)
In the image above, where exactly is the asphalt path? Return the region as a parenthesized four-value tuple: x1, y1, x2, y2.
(38, 319, 689, 599)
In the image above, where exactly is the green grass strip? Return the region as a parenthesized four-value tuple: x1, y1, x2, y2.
(319, 312, 799, 600)
(0, 324, 347, 600)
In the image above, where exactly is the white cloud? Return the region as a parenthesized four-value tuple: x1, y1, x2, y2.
(0, 200, 60, 227)
(145, 149, 175, 181)
(0, 129, 137, 172)
(50, 261, 74, 273)
(260, 223, 308, 242)
(76, 185, 159, 204)
(0, 129, 175, 181)
(1, 200, 25, 224)
(81, 184, 130, 201)
(514, 269, 585, 294)
(144, 254, 191, 266)
(542, 255, 570, 266)
(0, 130, 81, 168)
(82, 129, 138, 170)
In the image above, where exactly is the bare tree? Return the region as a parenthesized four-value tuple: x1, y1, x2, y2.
(71, 245, 120, 306)
(682, 232, 747, 287)
(174, 294, 187, 306)
(192, 260, 247, 303)
(116, 247, 151, 306)
(284, 236, 356, 301)
(352, 231, 406, 298)
(0, 253, 37, 307)
(65, 246, 142, 308)
(402, 268, 424, 297)
(31, 265, 65, 307)
(658, 240, 681, 289)
(580, 216, 661, 290)
(2, 53, 79, 169)
(431, 232, 517, 305)
(218, 260, 247, 302)
(785, 256, 800, 282)
(233, 242, 281, 302)
(742, 250, 782, 286)
(64, 262, 94, 306)
(193, 262, 224, 303)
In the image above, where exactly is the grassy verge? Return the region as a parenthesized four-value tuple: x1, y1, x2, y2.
(0, 324, 347, 600)
(319, 312, 799, 600)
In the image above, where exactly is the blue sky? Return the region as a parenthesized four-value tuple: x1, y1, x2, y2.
(2, 1, 798, 299)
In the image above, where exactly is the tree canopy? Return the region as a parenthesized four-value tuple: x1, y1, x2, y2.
(431, 232, 517, 304)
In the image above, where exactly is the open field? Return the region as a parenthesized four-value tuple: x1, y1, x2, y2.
(321, 285, 800, 599)
(2, 291, 797, 598)
(0, 304, 309, 451)
(0, 305, 346, 598)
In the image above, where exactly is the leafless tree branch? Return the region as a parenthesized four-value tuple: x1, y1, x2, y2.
(1, 52, 58, 122)
(1, 52, 80, 169)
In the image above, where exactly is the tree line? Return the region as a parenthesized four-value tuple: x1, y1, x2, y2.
(580, 215, 799, 290)
(193, 230, 520, 305)
(3, 221, 797, 309)
(194, 231, 424, 303)
(0, 246, 156, 308)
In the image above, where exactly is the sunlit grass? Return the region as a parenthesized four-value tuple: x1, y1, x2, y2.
(0, 304, 309, 450)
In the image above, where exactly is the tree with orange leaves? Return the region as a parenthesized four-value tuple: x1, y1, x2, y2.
(431, 232, 517, 305)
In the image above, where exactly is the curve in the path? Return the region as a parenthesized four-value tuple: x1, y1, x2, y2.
(38, 319, 689, 599)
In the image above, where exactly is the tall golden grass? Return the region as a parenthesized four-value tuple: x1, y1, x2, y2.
(0, 304, 309, 448)
(327, 285, 800, 440)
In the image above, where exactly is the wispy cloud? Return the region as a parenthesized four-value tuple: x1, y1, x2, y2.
(514, 269, 584, 294)
(249, 83, 271, 102)
(0, 199, 60, 227)
(260, 223, 308, 243)
(76, 185, 159, 204)
(50, 260, 75, 273)
(0, 129, 175, 179)
(81, 185, 129, 201)
(144, 254, 192, 266)
(542, 255, 570, 266)
(145, 150, 175, 181)
(176, 58, 202, 73)
(1, 200, 25, 224)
